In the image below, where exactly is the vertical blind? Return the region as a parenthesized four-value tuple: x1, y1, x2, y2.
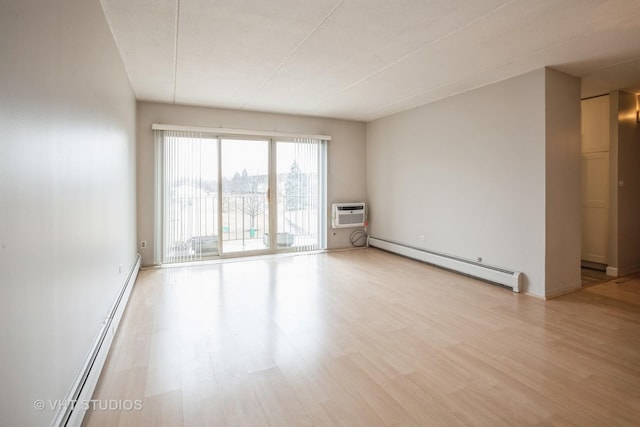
(159, 130, 219, 263)
(277, 138, 326, 253)
(154, 129, 327, 263)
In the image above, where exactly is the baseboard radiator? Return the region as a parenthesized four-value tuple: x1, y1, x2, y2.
(368, 237, 522, 292)
(54, 254, 142, 427)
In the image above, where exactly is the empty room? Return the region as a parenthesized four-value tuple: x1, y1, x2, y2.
(2, 0, 640, 426)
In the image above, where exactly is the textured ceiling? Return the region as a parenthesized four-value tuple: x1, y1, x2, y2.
(101, 0, 640, 121)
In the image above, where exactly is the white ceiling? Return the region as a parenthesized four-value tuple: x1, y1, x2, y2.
(101, 0, 640, 121)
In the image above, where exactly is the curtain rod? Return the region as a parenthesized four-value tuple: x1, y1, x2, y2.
(152, 123, 332, 140)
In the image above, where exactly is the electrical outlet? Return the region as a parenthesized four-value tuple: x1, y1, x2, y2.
(418, 235, 426, 241)
(141, 240, 147, 249)
(118, 264, 122, 274)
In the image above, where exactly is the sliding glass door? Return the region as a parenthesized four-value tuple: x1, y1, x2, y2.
(221, 138, 270, 254)
(156, 130, 326, 263)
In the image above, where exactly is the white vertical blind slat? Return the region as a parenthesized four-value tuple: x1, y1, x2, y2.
(160, 130, 219, 263)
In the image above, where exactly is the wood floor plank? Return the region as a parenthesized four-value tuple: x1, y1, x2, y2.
(84, 249, 640, 426)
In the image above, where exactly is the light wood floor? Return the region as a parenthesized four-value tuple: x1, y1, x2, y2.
(84, 249, 640, 426)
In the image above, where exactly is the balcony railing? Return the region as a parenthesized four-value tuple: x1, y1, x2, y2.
(165, 193, 318, 260)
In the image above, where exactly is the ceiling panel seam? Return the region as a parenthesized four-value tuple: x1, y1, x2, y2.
(101, 0, 640, 120)
(239, 0, 346, 110)
(98, 0, 138, 96)
(363, 29, 590, 120)
(362, 66, 538, 121)
(311, 0, 519, 110)
(365, 27, 640, 121)
(365, 27, 640, 120)
(172, 0, 181, 103)
(585, 54, 640, 75)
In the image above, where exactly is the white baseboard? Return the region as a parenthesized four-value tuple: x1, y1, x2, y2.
(544, 281, 582, 299)
(606, 266, 618, 277)
(54, 254, 141, 427)
(523, 291, 545, 300)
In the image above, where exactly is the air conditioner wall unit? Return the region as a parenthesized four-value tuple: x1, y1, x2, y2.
(332, 202, 366, 228)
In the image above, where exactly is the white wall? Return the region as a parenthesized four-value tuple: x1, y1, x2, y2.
(136, 102, 366, 265)
(0, 1, 137, 425)
(544, 69, 582, 297)
(367, 69, 548, 296)
(367, 68, 582, 297)
(616, 91, 640, 275)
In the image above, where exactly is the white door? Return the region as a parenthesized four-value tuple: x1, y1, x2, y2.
(581, 96, 610, 265)
(582, 152, 609, 264)
(581, 152, 609, 263)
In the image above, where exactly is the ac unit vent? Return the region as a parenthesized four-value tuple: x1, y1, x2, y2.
(332, 202, 365, 228)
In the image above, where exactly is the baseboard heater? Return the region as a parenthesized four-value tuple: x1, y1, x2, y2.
(54, 254, 142, 427)
(368, 237, 522, 292)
